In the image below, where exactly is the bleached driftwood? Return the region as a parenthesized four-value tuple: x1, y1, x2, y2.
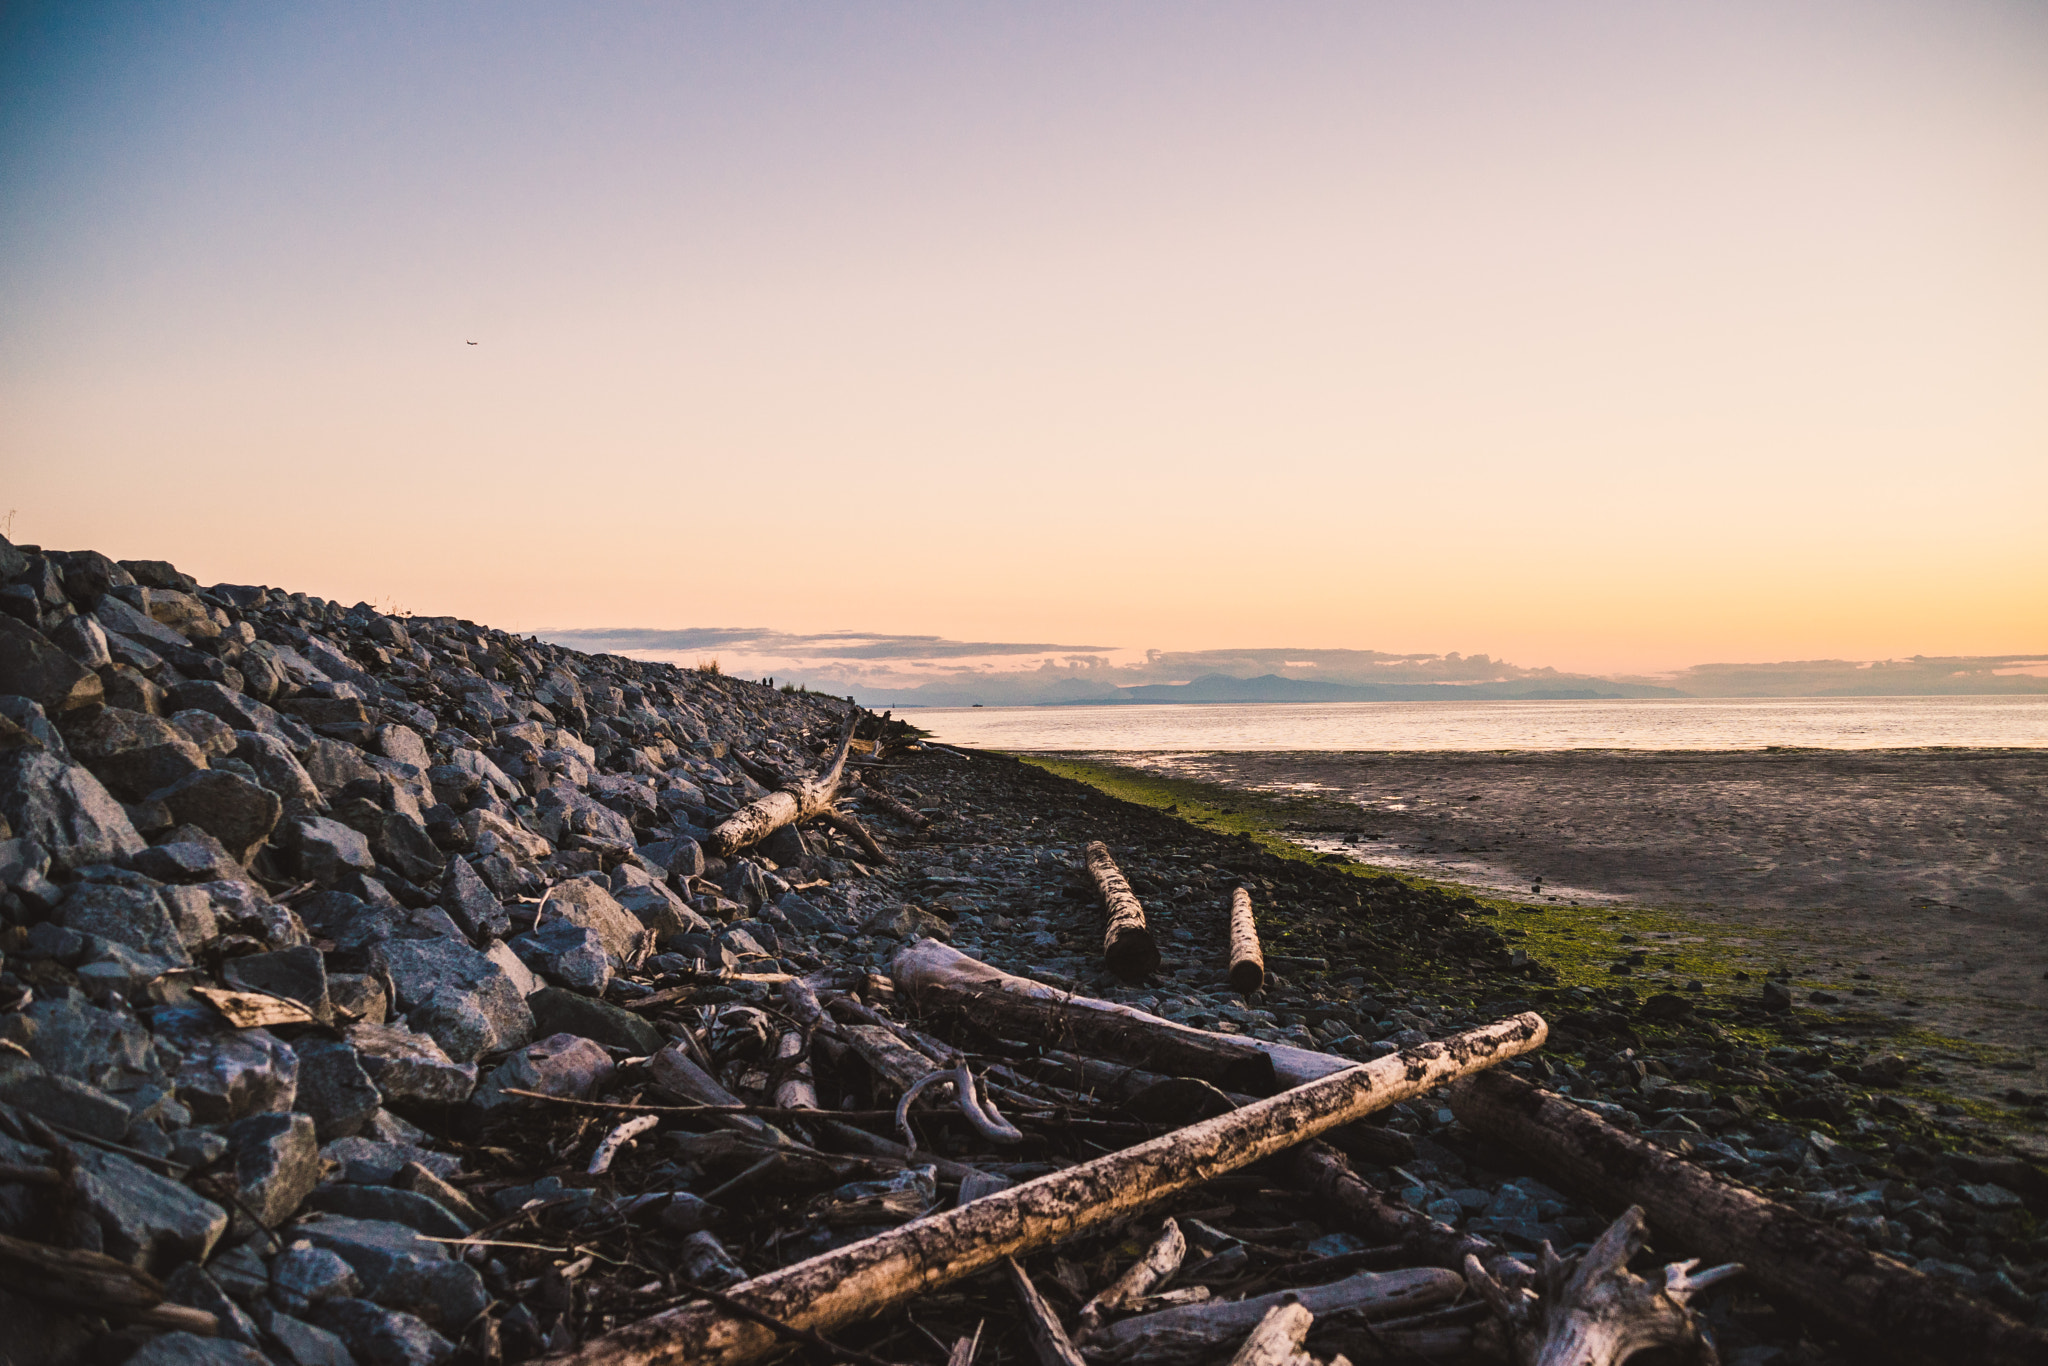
(554, 1012, 1546, 1366)
(1084, 841, 1160, 981)
(1463, 1206, 1738, 1366)
(771, 1028, 818, 1111)
(1007, 1257, 1088, 1366)
(1227, 887, 1265, 995)
(1078, 1218, 1185, 1336)
(1225, 1301, 1312, 1366)
(893, 942, 1358, 1091)
(587, 1115, 660, 1175)
(1089, 1268, 1461, 1365)
(1448, 1072, 2048, 1366)
(709, 713, 858, 857)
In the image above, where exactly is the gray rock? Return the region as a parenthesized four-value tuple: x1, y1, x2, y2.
(437, 854, 508, 940)
(0, 745, 145, 872)
(70, 1142, 229, 1274)
(49, 612, 113, 669)
(226, 1112, 322, 1228)
(508, 920, 612, 994)
(171, 1128, 231, 1168)
(150, 769, 282, 865)
(863, 903, 951, 942)
(14, 993, 169, 1106)
(165, 1264, 265, 1345)
(170, 707, 239, 757)
(0, 1051, 133, 1139)
(251, 1303, 359, 1366)
(53, 879, 192, 966)
(270, 1244, 366, 1310)
(303, 1185, 471, 1239)
(58, 706, 209, 801)
(121, 1332, 270, 1366)
(539, 877, 648, 965)
(223, 945, 331, 1021)
(638, 834, 704, 879)
(294, 816, 377, 884)
(472, 1032, 615, 1111)
(375, 724, 431, 770)
(1762, 979, 1794, 1012)
(371, 936, 533, 1063)
(311, 1299, 453, 1366)
(151, 1003, 299, 1122)
(344, 1022, 477, 1105)
(329, 973, 389, 1025)
(529, 986, 664, 1054)
(0, 693, 70, 754)
(614, 878, 710, 938)
(0, 616, 104, 712)
(533, 782, 637, 850)
(234, 731, 324, 809)
(131, 839, 247, 884)
(294, 1038, 383, 1139)
(482, 937, 543, 997)
(167, 680, 314, 749)
(292, 1216, 487, 1333)
(300, 738, 383, 800)
(319, 1136, 461, 1186)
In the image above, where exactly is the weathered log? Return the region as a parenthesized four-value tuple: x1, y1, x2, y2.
(1463, 1205, 1738, 1366)
(894, 942, 1361, 1093)
(1084, 841, 1160, 981)
(552, 1012, 1546, 1366)
(771, 1029, 818, 1111)
(855, 781, 931, 830)
(0, 1230, 219, 1334)
(1287, 1142, 1502, 1274)
(1007, 1257, 1088, 1366)
(648, 1043, 774, 1138)
(709, 713, 858, 857)
(1227, 887, 1265, 995)
(820, 809, 893, 865)
(1078, 1218, 1185, 1336)
(1226, 1301, 1313, 1366)
(1448, 1071, 2048, 1366)
(1090, 1267, 1463, 1365)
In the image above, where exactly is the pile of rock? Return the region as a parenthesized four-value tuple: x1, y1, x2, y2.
(0, 536, 879, 1365)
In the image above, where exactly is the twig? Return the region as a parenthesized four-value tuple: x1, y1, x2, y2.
(588, 1114, 660, 1175)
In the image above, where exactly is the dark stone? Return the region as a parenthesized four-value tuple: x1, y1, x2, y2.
(59, 706, 209, 800)
(167, 680, 314, 749)
(226, 1112, 322, 1227)
(294, 816, 377, 883)
(0, 615, 104, 712)
(250, 1304, 357, 1366)
(294, 1037, 383, 1139)
(292, 1216, 487, 1333)
(151, 1003, 299, 1122)
(223, 945, 331, 1021)
(1639, 993, 1694, 1021)
(637, 834, 704, 879)
(437, 854, 507, 940)
(54, 879, 192, 965)
(537, 877, 646, 964)
(345, 1022, 477, 1105)
(371, 936, 533, 1063)
(508, 920, 612, 994)
(529, 985, 663, 1054)
(0, 745, 146, 872)
(150, 769, 282, 865)
(303, 1184, 471, 1238)
(310, 1298, 454, 1366)
(1761, 980, 1794, 1012)
(269, 1240, 363, 1311)
(164, 1264, 264, 1346)
(0, 1051, 133, 1139)
(131, 839, 246, 883)
(121, 1332, 270, 1366)
(69, 1142, 229, 1274)
(471, 1032, 614, 1111)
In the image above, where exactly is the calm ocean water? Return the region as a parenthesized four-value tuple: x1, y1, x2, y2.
(907, 695, 2048, 751)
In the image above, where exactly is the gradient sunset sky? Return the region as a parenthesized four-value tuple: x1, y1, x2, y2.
(4, 1, 2043, 677)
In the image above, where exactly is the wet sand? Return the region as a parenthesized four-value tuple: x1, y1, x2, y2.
(1071, 747, 2048, 1140)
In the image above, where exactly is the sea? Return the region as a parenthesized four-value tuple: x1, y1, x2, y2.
(904, 695, 2048, 752)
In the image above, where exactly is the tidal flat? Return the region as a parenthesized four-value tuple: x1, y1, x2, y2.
(1029, 748, 2048, 1152)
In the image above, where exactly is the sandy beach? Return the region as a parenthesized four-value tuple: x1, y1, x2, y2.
(1067, 747, 2048, 1141)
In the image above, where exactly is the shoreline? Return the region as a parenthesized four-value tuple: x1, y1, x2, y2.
(1019, 748, 2048, 1157)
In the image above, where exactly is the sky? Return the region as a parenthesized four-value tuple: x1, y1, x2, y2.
(3, 1, 2044, 681)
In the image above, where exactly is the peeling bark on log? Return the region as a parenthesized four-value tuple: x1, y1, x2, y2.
(893, 942, 1356, 1089)
(551, 1012, 1546, 1366)
(1227, 887, 1265, 995)
(709, 714, 858, 857)
(1084, 841, 1160, 981)
(1448, 1071, 2048, 1366)
(1090, 1268, 1462, 1365)
(1006, 1257, 1087, 1366)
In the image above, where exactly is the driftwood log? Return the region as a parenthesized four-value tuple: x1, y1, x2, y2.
(1288, 1142, 1504, 1274)
(855, 781, 931, 830)
(1077, 1218, 1185, 1336)
(1007, 1257, 1087, 1366)
(1084, 841, 1160, 981)
(550, 1011, 1547, 1366)
(1448, 1071, 2048, 1366)
(820, 808, 893, 865)
(1225, 1301, 1313, 1366)
(1463, 1205, 1739, 1366)
(1227, 887, 1265, 995)
(893, 942, 1358, 1091)
(708, 714, 858, 857)
(1090, 1267, 1462, 1365)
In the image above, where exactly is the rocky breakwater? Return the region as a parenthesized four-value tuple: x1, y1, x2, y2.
(0, 536, 878, 1365)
